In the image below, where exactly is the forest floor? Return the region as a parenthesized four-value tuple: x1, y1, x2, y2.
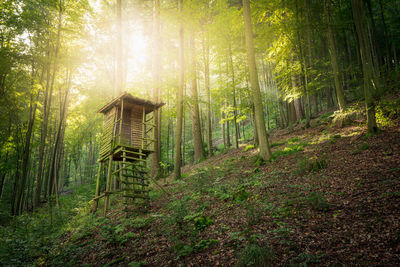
(40, 111, 400, 266)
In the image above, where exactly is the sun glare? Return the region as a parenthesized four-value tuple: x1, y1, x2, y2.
(126, 30, 148, 79)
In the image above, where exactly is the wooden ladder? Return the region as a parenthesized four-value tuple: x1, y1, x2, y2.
(113, 148, 150, 212)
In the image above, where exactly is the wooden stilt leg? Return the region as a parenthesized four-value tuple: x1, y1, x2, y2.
(104, 155, 113, 216)
(92, 161, 103, 213)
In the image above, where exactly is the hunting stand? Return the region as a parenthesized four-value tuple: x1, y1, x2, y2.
(92, 92, 163, 215)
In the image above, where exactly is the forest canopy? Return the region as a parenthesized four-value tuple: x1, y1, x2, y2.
(0, 0, 400, 265)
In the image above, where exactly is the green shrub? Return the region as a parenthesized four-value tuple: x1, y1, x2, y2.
(245, 202, 264, 226)
(289, 252, 324, 266)
(193, 215, 214, 231)
(173, 241, 194, 259)
(294, 157, 327, 175)
(270, 141, 285, 148)
(360, 142, 370, 150)
(236, 244, 274, 267)
(243, 144, 255, 151)
(128, 261, 147, 267)
(233, 185, 250, 202)
(306, 192, 329, 211)
(194, 239, 218, 251)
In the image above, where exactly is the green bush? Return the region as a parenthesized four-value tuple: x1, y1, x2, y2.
(236, 243, 274, 267)
(245, 202, 264, 226)
(193, 215, 214, 231)
(360, 142, 370, 150)
(306, 192, 329, 211)
(233, 185, 250, 202)
(294, 157, 327, 175)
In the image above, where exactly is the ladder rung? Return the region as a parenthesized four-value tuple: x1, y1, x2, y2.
(122, 155, 147, 161)
(122, 194, 149, 199)
(121, 181, 149, 186)
(114, 169, 148, 176)
(121, 150, 146, 156)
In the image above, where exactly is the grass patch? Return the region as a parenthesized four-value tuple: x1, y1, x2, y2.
(236, 243, 274, 267)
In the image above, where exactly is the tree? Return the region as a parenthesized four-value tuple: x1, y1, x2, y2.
(242, 0, 271, 161)
(351, 0, 378, 133)
(174, 0, 184, 179)
(151, 0, 162, 178)
(324, 0, 346, 111)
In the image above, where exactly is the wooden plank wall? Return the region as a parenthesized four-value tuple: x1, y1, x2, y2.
(120, 108, 131, 146)
(100, 107, 115, 157)
(131, 106, 143, 148)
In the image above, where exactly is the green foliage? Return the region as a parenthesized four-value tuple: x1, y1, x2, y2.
(128, 261, 147, 267)
(294, 156, 327, 175)
(0, 183, 95, 266)
(233, 185, 250, 202)
(306, 192, 329, 211)
(245, 202, 264, 226)
(172, 238, 218, 259)
(271, 142, 308, 160)
(375, 98, 400, 127)
(122, 216, 153, 229)
(289, 252, 325, 266)
(236, 243, 274, 267)
(173, 241, 194, 259)
(360, 142, 370, 150)
(270, 141, 286, 148)
(195, 239, 218, 251)
(243, 144, 255, 151)
(329, 134, 341, 144)
(193, 215, 214, 231)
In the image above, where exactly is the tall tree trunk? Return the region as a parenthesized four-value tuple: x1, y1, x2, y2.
(189, 34, 205, 162)
(174, 0, 184, 179)
(228, 42, 239, 149)
(324, 0, 346, 111)
(242, 0, 271, 161)
(34, 2, 62, 208)
(15, 92, 38, 215)
(295, 0, 310, 127)
(351, 0, 378, 133)
(225, 101, 231, 148)
(116, 0, 122, 95)
(202, 34, 213, 156)
(151, 0, 162, 178)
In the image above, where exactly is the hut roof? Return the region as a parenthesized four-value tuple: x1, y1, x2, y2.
(98, 92, 164, 114)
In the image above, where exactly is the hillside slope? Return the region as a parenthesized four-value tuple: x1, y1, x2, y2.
(43, 118, 400, 266)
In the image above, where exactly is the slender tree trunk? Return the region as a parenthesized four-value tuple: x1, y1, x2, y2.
(202, 34, 213, 156)
(151, 0, 162, 178)
(295, 0, 310, 127)
(225, 101, 231, 148)
(174, 0, 184, 179)
(351, 0, 378, 133)
(116, 0, 122, 95)
(15, 93, 37, 215)
(325, 0, 346, 111)
(189, 34, 205, 162)
(242, 0, 271, 161)
(228, 42, 239, 149)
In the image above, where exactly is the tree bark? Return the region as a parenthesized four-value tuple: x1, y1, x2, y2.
(351, 0, 378, 133)
(15, 92, 37, 215)
(189, 34, 205, 162)
(242, 0, 271, 161)
(228, 42, 239, 149)
(151, 0, 162, 178)
(324, 0, 346, 111)
(202, 34, 213, 156)
(174, 0, 184, 179)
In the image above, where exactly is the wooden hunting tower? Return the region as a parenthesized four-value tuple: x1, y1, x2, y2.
(93, 92, 163, 215)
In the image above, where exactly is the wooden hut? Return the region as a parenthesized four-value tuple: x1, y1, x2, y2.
(93, 92, 163, 215)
